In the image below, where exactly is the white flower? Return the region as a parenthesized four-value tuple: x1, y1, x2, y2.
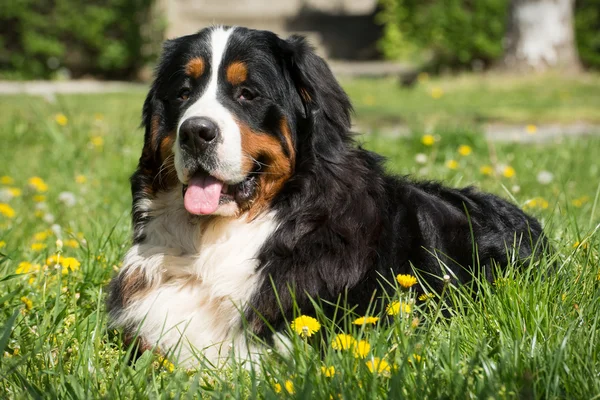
(0, 189, 14, 202)
(58, 192, 77, 207)
(43, 213, 55, 224)
(51, 224, 62, 236)
(415, 153, 428, 164)
(35, 202, 48, 211)
(536, 171, 554, 185)
(511, 185, 521, 193)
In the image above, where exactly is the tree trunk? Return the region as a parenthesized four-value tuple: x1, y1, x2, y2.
(502, 0, 581, 72)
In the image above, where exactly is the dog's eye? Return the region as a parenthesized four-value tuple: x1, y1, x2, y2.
(178, 88, 191, 101)
(238, 88, 256, 102)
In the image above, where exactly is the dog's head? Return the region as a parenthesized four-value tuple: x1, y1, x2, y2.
(138, 26, 352, 218)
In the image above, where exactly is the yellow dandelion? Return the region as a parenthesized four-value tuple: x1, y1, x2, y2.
(61, 257, 81, 275)
(353, 340, 371, 358)
(396, 274, 417, 288)
(33, 231, 50, 241)
(408, 354, 423, 366)
(0, 240, 5, 249)
(366, 357, 391, 375)
(363, 94, 376, 106)
(457, 145, 472, 156)
(430, 87, 444, 99)
(561, 293, 567, 302)
(273, 383, 282, 394)
(20, 297, 33, 310)
(290, 315, 321, 338)
(421, 134, 435, 146)
(573, 241, 588, 250)
(445, 160, 459, 170)
(596, 272, 600, 281)
(75, 175, 87, 184)
(16, 261, 36, 274)
(526, 124, 537, 134)
(33, 195, 46, 203)
(55, 113, 68, 126)
(417, 72, 429, 83)
(31, 243, 47, 252)
(502, 166, 516, 178)
(353, 316, 379, 326)
(1, 176, 14, 185)
(386, 300, 411, 316)
(90, 136, 104, 148)
(331, 333, 355, 350)
(94, 113, 104, 121)
(28, 177, 48, 192)
(321, 365, 335, 378)
(155, 355, 175, 373)
(7, 188, 21, 197)
(0, 203, 15, 218)
(64, 239, 79, 248)
(480, 165, 494, 176)
(284, 380, 295, 394)
(418, 293, 435, 302)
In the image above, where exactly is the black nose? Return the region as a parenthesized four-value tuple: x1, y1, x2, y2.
(179, 117, 219, 153)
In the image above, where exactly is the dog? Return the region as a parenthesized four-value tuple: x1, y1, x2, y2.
(107, 26, 546, 365)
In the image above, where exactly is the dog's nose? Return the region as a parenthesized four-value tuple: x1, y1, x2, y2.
(179, 117, 219, 153)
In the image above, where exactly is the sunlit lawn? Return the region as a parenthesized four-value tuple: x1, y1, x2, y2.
(0, 88, 599, 398)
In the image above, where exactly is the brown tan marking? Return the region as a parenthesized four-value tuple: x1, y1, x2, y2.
(120, 270, 149, 306)
(185, 57, 205, 79)
(239, 118, 295, 219)
(226, 61, 248, 86)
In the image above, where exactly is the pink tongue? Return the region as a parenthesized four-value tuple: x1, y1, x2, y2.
(184, 175, 224, 215)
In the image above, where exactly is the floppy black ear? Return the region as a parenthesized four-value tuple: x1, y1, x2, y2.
(283, 35, 353, 161)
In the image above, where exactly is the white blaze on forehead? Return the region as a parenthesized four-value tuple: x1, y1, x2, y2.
(175, 26, 244, 184)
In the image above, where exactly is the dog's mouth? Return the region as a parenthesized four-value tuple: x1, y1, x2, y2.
(182, 170, 257, 216)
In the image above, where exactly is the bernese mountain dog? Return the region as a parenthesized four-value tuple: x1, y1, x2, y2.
(107, 26, 547, 365)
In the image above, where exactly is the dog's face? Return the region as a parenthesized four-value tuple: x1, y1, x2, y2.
(138, 26, 351, 219)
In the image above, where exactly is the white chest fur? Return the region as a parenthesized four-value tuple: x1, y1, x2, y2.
(113, 189, 277, 365)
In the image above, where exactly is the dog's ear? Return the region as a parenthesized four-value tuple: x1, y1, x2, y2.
(282, 35, 353, 162)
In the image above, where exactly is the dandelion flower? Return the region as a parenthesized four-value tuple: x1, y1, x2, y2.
(536, 171, 554, 185)
(75, 175, 87, 184)
(353, 316, 379, 326)
(28, 177, 48, 192)
(154, 355, 175, 373)
(31, 243, 47, 252)
(273, 383, 282, 394)
(396, 274, 417, 288)
(290, 315, 321, 338)
(502, 166, 516, 178)
(321, 365, 335, 377)
(386, 300, 411, 316)
(457, 145, 472, 156)
(480, 165, 494, 176)
(90, 136, 104, 148)
(445, 160, 458, 170)
(33, 195, 46, 203)
(1, 176, 14, 185)
(415, 153, 428, 164)
(58, 191, 77, 207)
(64, 239, 79, 248)
(284, 380, 295, 394)
(430, 87, 444, 99)
(366, 357, 391, 375)
(16, 261, 37, 274)
(55, 113, 68, 126)
(409, 354, 423, 365)
(353, 340, 371, 358)
(61, 257, 81, 275)
(0, 240, 5, 249)
(526, 124, 537, 134)
(7, 188, 21, 197)
(21, 297, 33, 310)
(421, 134, 435, 146)
(331, 333, 355, 350)
(33, 231, 50, 241)
(0, 203, 15, 218)
(418, 293, 435, 302)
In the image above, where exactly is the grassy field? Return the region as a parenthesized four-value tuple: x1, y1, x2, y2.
(0, 86, 599, 399)
(342, 72, 600, 128)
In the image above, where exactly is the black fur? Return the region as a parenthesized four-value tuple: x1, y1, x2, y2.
(122, 26, 548, 341)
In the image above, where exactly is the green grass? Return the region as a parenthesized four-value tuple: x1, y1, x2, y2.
(342, 72, 600, 128)
(0, 90, 599, 399)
